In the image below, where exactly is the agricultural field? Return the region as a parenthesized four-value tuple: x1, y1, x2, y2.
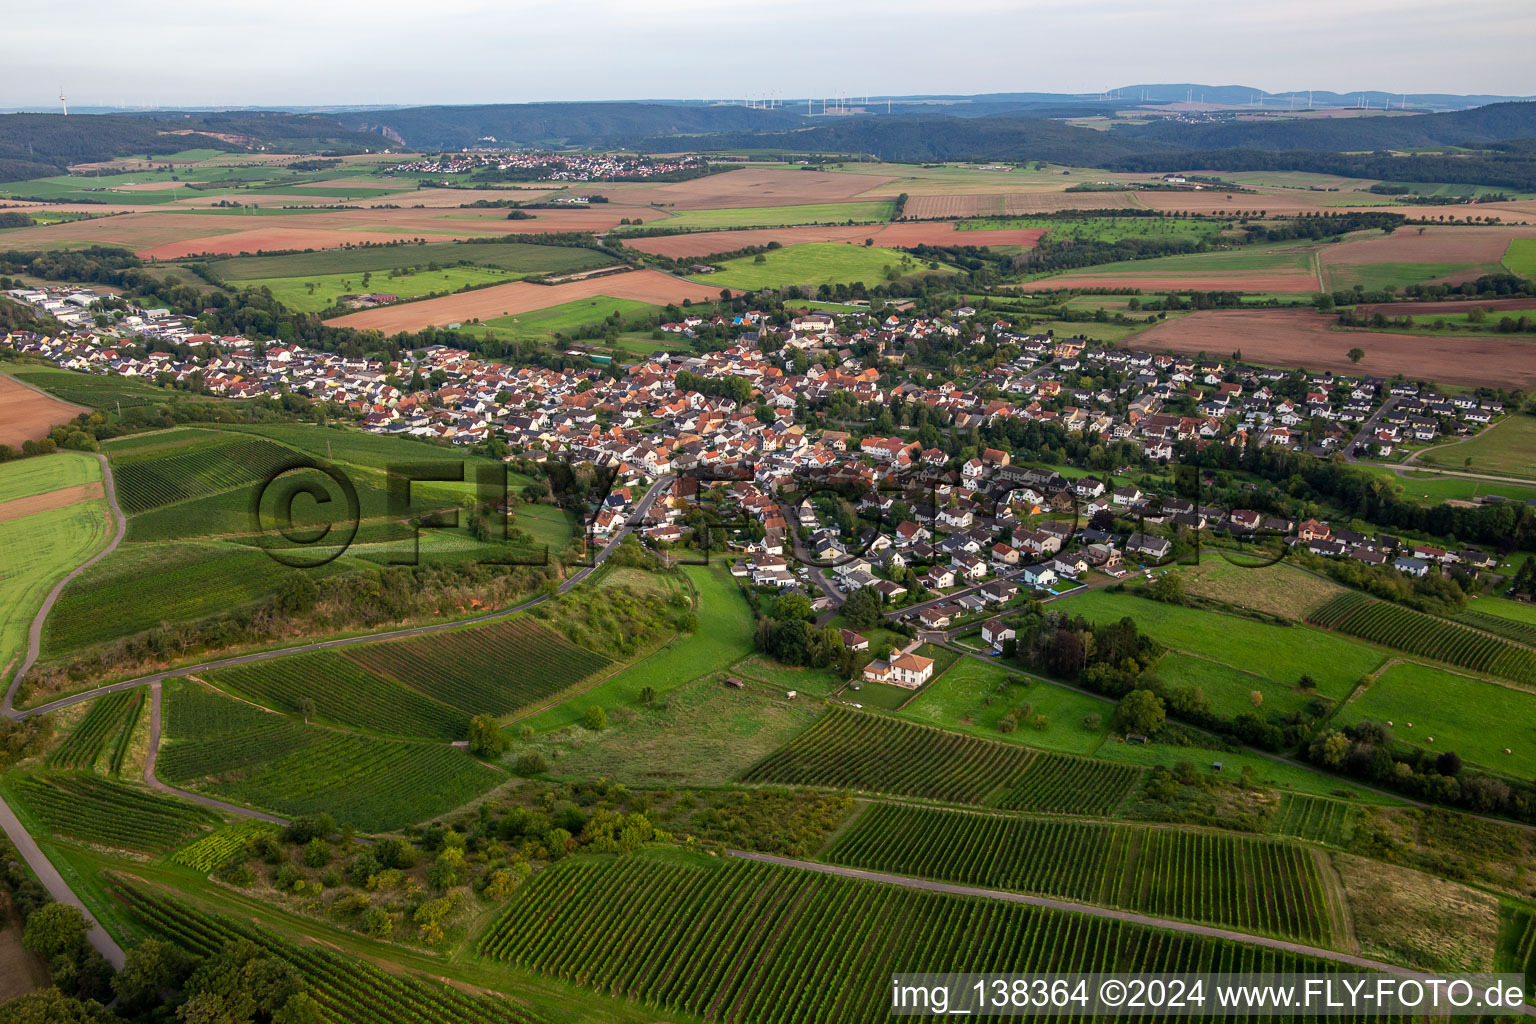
(1172, 560, 1345, 621)
(1, 362, 207, 412)
(1506, 238, 1536, 278)
(42, 541, 354, 658)
(1130, 309, 1536, 389)
(238, 265, 532, 313)
(705, 242, 953, 291)
(157, 678, 501, 830)
(109, 433, 298, 514)
(456, 296, 661, 343)
(1334, 661, 1536, 779)
(115, 882, 549, 1024)
(210, 240, 614, 281)
(1061, 588, 1384, 701)
(741, 707, 1139, 813)
(1324, 261, 1500, 293)
(480, 852, 1368, 1024)
(1416, 414, 1536, 480)
(0, 449, 101, 504)
(1271, 794, 1358, 846)
(1452, 609, 1536, 646)
(824, 803, 1337, 944)
(170, 820, 280, 872)
(1308, 592, 1536, 685)
(2, 773, 218, 852)
(205, 651, 469, 740)
(1022, 241, 1322, 293)
(900, 657, 1112, 755)
(47, 689, 143, 773)
(627, 200, 895, 231)
(0, 367, 88, 450)
(343, 616, 612, 717)
(0, 464, 111, 686)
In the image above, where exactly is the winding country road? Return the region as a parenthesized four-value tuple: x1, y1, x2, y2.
(1, 452, 126, 716)
(726, 849, 1536, 1012)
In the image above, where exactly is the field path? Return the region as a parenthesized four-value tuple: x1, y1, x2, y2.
(1, 452, 126, 715)
(141, 681, 288, 824)
(0, 791, 126, 969)
(728, 850, 1534, 1004)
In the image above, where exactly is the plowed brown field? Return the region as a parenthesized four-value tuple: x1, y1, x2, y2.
(0, 375, 90, 447)
(1132, 309, 1536, 388)
(322, 269, 727, 332)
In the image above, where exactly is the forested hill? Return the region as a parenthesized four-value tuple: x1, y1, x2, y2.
(1122, 101, 1536, 151)
(634, 113, 1156, 165)
(0, 111, 382, 180)
(331, 102, 808, 150)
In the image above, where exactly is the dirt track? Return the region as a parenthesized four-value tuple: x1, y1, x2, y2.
(1132, 308, 1536, 388)
(323, 269, 728, 332)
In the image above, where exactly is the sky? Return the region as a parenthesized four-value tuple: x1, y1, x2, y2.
(6, 0, 1534, 109)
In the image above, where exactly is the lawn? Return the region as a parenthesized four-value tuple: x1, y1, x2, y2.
(1382, 470, 1536, 504)
(518, 563, 754, 730)
(1058, 588, 1385, 701)
(1505, 239, 1536, 279)
(1469, 597, 1536, 626)
(0, 499, 110, 687)
(240, 266, 525, 313)
(212, 242, 612, 281)
(1155, 653, 1316, 719)
(707, 243, 952, 291)
(632, 201, 895, 231)
(901, 656, 1113, 755)
(1416, 414, 1536, 480)
(1334, 661, 1536, 780)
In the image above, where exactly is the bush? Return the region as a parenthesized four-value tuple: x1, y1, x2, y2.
(360, 906, 393, 937)
(582, 705, 607, 732)
(515, 750, 548, 775)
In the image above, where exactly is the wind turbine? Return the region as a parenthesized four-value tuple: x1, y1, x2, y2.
(59, 86, 67, 116)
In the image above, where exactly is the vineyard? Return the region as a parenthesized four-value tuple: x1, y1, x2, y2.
(1498, 906, 1536, 997)
(822, 804, 1336, 945)
(1453, 609, 1536, 648)
(343, 616, 612, 716)
(48, 689, 143, 773)
(1271, 794, 1357, 847)
(114, 880, 548, 1024)
(171, 820, 281, 873)
(206, 652, 469, 741)
(740, 708, 1138, 813)
(740, 708, 1035, 804)
(190, 731, 503, 832)
(112, 436, 301, 514)
(5, 773, 218, 852)
(1308, 592, 1536, 685)
(993, 753, 1142, 816)
(158, 681, 323, 783)
(480, 853, 1377, 1024)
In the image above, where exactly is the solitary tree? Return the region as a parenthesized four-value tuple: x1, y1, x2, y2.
(1116, 689, 1165, 735)
(298, 698, 316, 723)
(1347, 347, 1365, 365)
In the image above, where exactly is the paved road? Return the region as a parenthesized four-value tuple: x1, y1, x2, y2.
(1342, 396, 1397, 462)
(0, 791, 126, 969)
(8, 473, 676, 722)
(141, 682, 288, 824)
(727, 849, 1536, 1008)
(2, 452, 127, 715)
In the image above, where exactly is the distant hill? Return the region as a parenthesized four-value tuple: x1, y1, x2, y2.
(1123, 102, 1536, 151)
(0, 111, 382, 181)
(331, 103, 808, 150)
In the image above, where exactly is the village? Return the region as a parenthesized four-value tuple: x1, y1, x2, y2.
(3, 283, 1515, 635)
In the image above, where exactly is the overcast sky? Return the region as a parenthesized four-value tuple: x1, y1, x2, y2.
(6, 0, 1533, 109)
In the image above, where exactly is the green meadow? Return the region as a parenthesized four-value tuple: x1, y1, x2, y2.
(707, 242, 952, 290)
